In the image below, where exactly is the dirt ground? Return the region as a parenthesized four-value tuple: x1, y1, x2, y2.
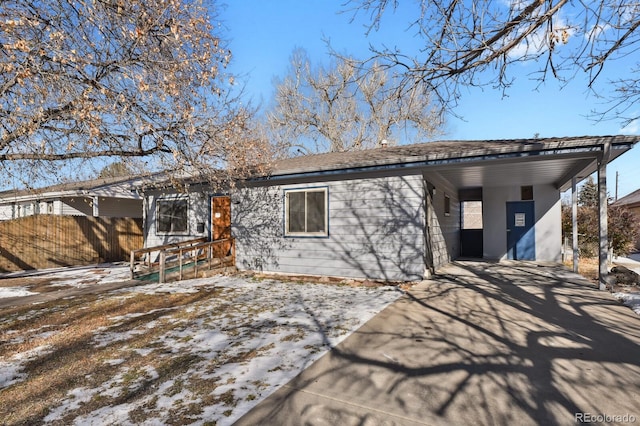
(564, 256, 640, 292)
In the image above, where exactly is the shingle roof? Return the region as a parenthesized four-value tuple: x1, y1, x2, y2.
(0, 172, 164, 200)
(613, 188, 640, 208)
(268, 135, 637, 177)
(66, 135, 636, 192)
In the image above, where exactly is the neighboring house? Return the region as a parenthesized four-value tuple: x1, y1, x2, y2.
(139, 136, 638, 281)
(612, 188, 640, 250)
(0, 174, 154, 220)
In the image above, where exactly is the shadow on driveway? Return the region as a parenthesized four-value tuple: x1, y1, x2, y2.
(236, 261, 640, 426)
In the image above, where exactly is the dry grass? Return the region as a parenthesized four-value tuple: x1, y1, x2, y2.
(0, 287, 226, 425)
(563, 257, 599, 283)
(0, 276, 397, 426)
(0, 272, 400, 425)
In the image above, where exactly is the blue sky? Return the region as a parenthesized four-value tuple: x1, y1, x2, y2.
(221, 0, 640, 198)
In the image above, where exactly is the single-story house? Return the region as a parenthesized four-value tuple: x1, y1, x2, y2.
(139, 136, 638, 282)
(0, 174, 154, 221)
(612, 188, 640, 250)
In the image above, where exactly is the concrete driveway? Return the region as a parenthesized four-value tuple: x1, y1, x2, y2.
(235, 261, 640, 426)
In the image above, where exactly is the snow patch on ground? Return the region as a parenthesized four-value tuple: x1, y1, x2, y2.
(48, 264, 132, 288)
(0, 263, 132, 297)
(0, 345, 53, 390)
(0, 287, 37, 298)
(611, 256, 640, 315)
(613, 292, 640, 315)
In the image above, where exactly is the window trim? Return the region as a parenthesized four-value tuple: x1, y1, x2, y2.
(156, 196, 189, 235)
(283, 186, 329, 238)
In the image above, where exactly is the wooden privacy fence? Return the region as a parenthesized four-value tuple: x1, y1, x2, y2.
(0, 215, 143, 272)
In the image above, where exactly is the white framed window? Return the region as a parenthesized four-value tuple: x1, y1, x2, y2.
(284, 187, 328, 237)
(157, 197, 188, 234)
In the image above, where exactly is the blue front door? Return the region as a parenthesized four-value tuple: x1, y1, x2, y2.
(506, 201, 535, 260)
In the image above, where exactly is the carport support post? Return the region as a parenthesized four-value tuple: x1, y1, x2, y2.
(423, 180, 435, 278)
(572, 177, 579, 273)
(598, 141, 611, 290)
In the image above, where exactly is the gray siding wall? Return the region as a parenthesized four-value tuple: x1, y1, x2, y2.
(144, 191, 210, 249)
(233, 175, 427, 281)
(424, 172, 460, 270)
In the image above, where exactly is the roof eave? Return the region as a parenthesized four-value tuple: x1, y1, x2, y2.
(262, 144, 622, 182)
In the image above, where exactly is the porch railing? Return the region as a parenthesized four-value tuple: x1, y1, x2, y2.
(130, 237, 235, 283)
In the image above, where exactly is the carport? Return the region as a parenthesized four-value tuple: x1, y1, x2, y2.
(236, 261, 640, 425)
(424, 136, 636, 288)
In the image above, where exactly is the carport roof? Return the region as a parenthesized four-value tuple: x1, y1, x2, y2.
(266, 135, 638, 191)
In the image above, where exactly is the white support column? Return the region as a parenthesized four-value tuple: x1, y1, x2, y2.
(572, 176, 579, 273)
(92, 196, 99, 217)
(423, 179, 435, 278)
(598, 142, 611, 290)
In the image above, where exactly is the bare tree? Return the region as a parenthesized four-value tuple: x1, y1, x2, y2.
(0, 0, 268, 189)
(267, 49, 442, 155)
(97, 161, 135, 179)
(343, 0, 640, 125)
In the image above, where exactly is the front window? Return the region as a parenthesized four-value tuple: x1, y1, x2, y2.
(285, 188, 328, 236)
(157, 198, 188, 234)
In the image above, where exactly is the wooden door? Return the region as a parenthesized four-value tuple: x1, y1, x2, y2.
(211, 196, 231, 240)
(211, 196, 231, 257)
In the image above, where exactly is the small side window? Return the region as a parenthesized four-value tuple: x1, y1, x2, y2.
(444, 194, 451, 216)
(521, 186, 533, 201)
